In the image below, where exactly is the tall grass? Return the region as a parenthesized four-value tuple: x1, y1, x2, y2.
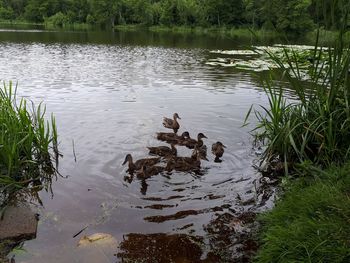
(0, 82, 58, 206)
(246, 3, 350, 170)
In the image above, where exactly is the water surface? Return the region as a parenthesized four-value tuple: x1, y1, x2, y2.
(0, 28, 281, 262)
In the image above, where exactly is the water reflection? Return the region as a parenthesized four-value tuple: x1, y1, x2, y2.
(0, 25, 286, 49)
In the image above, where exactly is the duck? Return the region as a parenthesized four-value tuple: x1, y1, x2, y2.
(147, 144, 177, 157)
(163, 113, 181, 133)
(156, 131, 189, 144)
(180, 133, 207, 149)
(212, 141, 226, 162)
(122, 154, 161, 173)
(136, 165, 165, 179)
(195, 144, 209, 161)
(166, 150, 202, 172)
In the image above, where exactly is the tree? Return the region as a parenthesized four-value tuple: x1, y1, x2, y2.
(89, 0, 120, 27)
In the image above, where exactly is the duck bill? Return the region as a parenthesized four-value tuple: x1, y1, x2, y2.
(223, 145, 226, 148)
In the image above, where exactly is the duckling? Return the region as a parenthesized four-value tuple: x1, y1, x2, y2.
(163, 113, 181, 133)
(156, 131, 189, 144)
(137, 165, 165, 179)
(195, 144, 209, 161)
(147, 144, 177, 157)
(166, 150, 202, 171)
(180, 133, 207, 149)
(212, 141, 226, 162)
(166, 157, 200, 173)
(122, 154, 161, 173)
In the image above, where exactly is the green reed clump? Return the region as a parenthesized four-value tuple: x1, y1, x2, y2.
(246, 17, 350, 169)
(0, 82, 58, 205)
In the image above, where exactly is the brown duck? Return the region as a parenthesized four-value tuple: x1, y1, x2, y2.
(180, 133, 207, 149)
(195, 144, 209, 161)
(137, 165, 165, 179)
(212, 141, 226, 162)
(166, 158, 200, 173)
(163, 113, 181, 133)
(122, 154, 161, 173)
(156, 131, 189, 144)
(166, 150, 202, 172)
(147, 144, 177, 157)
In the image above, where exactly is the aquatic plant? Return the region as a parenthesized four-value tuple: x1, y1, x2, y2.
(208, 45, 331, 80)
(0, 82, 59, 207)
(245, 14, 350, 170)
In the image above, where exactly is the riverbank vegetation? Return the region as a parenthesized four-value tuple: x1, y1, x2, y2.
(247, 36, 350, 168)
(256, 163, 350, 262)
(250, 0, 350, 261)
(0, 82, 58, 208)
(0, 0, 348, 35)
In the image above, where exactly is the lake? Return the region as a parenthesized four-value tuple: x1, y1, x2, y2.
(0, 27, 296, 262)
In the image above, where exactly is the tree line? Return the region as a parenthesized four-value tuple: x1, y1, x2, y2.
(0, 0, 347, 34)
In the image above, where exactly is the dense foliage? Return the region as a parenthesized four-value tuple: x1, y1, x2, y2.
(0, 0, 348, 34)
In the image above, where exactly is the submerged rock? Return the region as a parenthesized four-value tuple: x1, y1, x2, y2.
(0, 204, 38, 261)
(0, 204, 38, 242)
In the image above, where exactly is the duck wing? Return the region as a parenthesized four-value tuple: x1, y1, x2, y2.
(135, 157, 161, 169)
(150, 166, 165, 175)
(156, 132, 176, 140)
(147, 146, 172, 156)
(216, 146, 224, 158)
(211, 143, 219, 154)
(198, 145, 208, 161)
(180, 138, 197, 149)
(163, 117, 174, 129)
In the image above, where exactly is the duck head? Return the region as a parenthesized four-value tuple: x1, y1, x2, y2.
(181, 131, 190, 138)
(122, 154, 133, 165)
(173, 113, 181, 120)
(216, 141, 226, 148)
(197, 133, 208, 140)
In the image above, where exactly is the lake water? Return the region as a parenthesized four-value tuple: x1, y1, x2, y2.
(0, 27, 297, 262)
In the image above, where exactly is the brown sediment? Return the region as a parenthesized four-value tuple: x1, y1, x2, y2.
(144, 210, 199, 223)
(181, 193, 225, 202)
(203, 211, 259, 262)
(144, 206, 229, 223)
(173, 188, 186, 192)
(144, 204, 175, 210)
(142, 195, 185, 201)
(206, 194, 226, 200)
(177, 223, 194, 230)
(117, 233, 221, 263)
(237, 211, 256, 224)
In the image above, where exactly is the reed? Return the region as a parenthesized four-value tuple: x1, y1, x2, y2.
(246, 8, 350, 170)
(0, 82, 58, 206)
